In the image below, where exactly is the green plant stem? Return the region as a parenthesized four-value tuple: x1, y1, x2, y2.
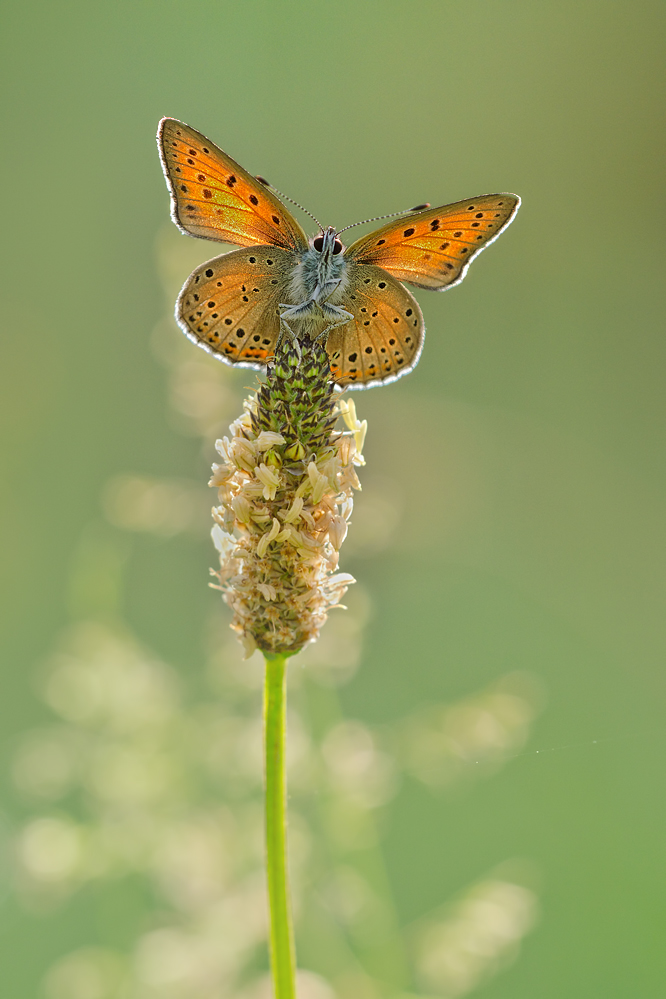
(264, 653, 296, 999)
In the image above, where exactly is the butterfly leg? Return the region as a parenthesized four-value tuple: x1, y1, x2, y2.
(279, 299, 320, 322)
(278, 298, 351, 353)
(275, 316, 303, 362)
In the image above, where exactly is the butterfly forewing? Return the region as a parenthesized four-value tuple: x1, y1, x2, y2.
(346, 194, 520, 291)
(328, 265, 424, 388)
(176, 245, 293, 369)
(158, 118, 308, 251)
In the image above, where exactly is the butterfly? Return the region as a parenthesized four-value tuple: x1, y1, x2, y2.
(157, 117, 520, 389)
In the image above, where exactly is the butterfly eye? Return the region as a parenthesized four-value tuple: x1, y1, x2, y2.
(333, 240, 343, 255)
(313, 236, 324, 252)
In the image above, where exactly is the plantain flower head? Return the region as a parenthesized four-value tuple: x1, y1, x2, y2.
(210, 339, 365, 657)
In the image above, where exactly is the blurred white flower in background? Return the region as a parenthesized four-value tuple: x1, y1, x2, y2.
(43, 947, 127, 999)
(397, 672, 545, 790)
(102, 475, 210, 538)
(415, 877, 538, 997)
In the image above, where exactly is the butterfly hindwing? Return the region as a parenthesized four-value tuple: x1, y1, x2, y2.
(327, 264, 424, 388)
(158, 118, 308, 251)
(176, 245, 293, 369)
(346, 194, 520, 291)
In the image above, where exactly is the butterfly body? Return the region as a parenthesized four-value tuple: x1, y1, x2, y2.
(285, 227, 348, 315)
(281, 226, 353, 343)
(158, 118, 520, 389)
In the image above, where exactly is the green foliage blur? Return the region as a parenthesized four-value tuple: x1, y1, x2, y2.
(1, 2, 665, 997)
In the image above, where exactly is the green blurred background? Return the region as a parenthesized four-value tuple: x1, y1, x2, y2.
(1, 1, 665, 996)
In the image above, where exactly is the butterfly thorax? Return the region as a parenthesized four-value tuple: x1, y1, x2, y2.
(287, 226, 349, 314)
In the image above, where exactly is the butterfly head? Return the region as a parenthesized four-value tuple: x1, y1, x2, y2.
(290, 226, 349, 307)
(311, 226, 345, 260)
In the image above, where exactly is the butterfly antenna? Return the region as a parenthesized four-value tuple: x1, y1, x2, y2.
(336, 203, 431, 236)
(256, 175, 324, 232)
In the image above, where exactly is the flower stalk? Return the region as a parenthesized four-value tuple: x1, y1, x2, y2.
(264, 652, 296, 999)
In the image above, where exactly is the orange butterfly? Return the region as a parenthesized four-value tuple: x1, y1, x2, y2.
(157, 118, 520, 389)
